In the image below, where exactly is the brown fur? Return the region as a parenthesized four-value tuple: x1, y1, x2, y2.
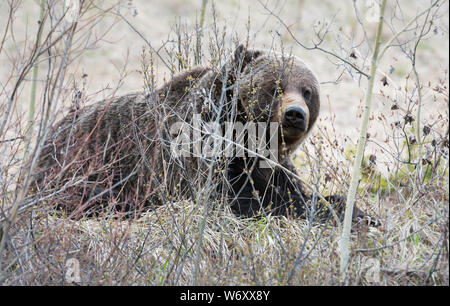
(30, 45, 372, 224)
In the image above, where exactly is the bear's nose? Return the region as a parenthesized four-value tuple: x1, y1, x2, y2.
(283, 106, 307, 130)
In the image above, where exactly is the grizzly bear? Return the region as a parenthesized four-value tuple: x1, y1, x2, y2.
(30, 45, 371, 224)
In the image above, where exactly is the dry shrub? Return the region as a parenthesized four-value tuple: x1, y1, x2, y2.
(0, 0, 448, 285)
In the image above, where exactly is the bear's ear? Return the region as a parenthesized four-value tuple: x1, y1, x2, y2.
(234, 44, 263, 72)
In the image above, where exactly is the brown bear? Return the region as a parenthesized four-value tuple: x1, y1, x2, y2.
(30, 45, 371, 224)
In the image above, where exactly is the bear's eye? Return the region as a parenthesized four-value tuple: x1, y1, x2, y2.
(302, 88, 312, 101)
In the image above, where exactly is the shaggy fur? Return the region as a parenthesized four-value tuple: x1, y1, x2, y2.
(30, 45, 369, 223)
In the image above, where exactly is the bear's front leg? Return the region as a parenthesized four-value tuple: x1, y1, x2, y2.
(279, 160, 378, 226)
(227, 157, 310, 218)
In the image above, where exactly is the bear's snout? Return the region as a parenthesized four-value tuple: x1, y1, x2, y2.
(283, 106, 307, 131)
(280, 90, 310, 143)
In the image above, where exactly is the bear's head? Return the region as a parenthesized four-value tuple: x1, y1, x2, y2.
(233, 45, 320, 154)
(195, 45, 320, 159)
